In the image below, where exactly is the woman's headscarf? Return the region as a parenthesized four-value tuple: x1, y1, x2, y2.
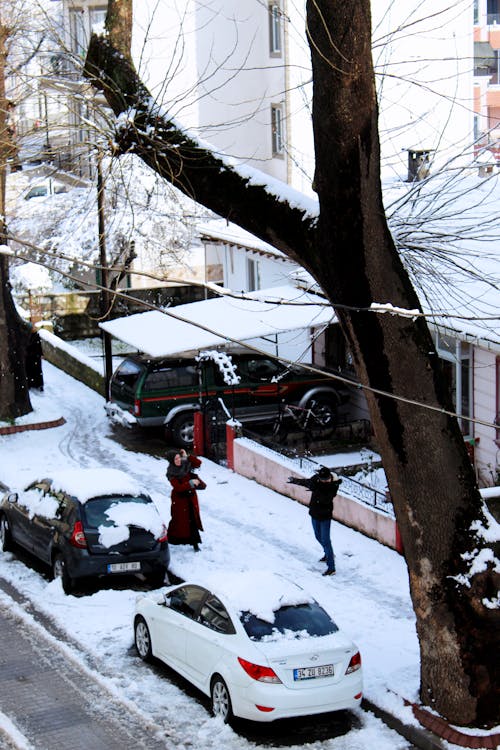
(166, 450, 190, 478)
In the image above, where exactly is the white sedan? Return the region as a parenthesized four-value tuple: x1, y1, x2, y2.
(134, 570, 362, 723)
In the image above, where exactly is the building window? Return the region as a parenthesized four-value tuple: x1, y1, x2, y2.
(435, 333, 472, 436)
(69, 6, 107, 58)
(487, 0, 500, 25)
(271, 104, 284, 156)
(269, 3, 282, 56)
(474, 0, 479, 24)
(247, 257, 260, 291)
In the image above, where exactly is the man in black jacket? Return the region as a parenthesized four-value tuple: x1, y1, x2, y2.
(288, 467, 341, 576)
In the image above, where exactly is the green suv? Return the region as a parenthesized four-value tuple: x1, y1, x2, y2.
(106, 352, 348, 448)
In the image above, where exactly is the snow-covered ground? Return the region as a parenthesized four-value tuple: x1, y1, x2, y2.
(1, 362, 425, 748)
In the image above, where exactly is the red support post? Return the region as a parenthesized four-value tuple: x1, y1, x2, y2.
(193, 410, 205, 456)
(226, 422, 235, 470)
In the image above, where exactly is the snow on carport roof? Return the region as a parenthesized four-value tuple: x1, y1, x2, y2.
(99, 286, 335, 358)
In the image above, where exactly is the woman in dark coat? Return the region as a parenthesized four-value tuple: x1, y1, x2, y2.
(288, 466, 341, 576)
(166, 449, 206, 550)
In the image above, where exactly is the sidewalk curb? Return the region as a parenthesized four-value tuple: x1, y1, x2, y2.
(0, 417, 66, 436)
(362, 698, 446, 750)
(363, 698, 500, 750)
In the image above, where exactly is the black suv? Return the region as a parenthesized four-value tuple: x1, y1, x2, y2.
(107, 351, 348, 448)
(0, 468, 170, 594)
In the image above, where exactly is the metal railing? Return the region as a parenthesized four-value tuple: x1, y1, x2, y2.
(337, 475, 393, 515)
(240, 423, 394, 517)
(291, 455, 393, 516)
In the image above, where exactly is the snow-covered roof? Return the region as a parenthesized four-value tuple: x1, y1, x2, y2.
(41, 468, 146, 502)
(180, 570, 313, 622)
(384, 172, 500, 350)
(100, 285, 335, 358)
(199, 219, 287, 260)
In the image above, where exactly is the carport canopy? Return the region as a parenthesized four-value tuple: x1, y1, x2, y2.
(99, 285, 335, 358)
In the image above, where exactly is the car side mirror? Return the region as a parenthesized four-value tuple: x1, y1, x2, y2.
(7, 493, 18, 504)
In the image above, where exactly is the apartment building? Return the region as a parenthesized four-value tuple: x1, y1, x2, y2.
(474, 0, 500, 159)
(11, 1, 472, 184)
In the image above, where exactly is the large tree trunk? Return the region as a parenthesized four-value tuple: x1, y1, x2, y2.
(85, 0, 499, 725)
(306, 0, 499, 725)
(0, 20, 32, 420)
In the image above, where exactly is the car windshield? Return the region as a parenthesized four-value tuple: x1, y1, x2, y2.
(81, 495, 152, 528)
(240, 602, 338, 641)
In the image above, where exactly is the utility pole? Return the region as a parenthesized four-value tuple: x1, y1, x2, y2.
(96, 149, 113, 400)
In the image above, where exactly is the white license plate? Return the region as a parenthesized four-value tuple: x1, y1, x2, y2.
(107, 561, 141, 573)
(293, 663, 334, 680)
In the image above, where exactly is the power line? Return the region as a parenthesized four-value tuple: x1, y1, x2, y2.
(2, 245, 498, 432)
(6, 234, 500, 324)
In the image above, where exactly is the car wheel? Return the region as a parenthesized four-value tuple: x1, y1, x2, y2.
(170, 412, 195, 449)
(147, 569, 166, 589)
(52, 554, 74, 595)
(0, 515, 13, 552)
(211, 675, 233, 723)
(134, 616, 153, 662)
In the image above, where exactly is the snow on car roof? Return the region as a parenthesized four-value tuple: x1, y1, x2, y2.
(43, 468, 146, 503)
(189, 570, 314, 623)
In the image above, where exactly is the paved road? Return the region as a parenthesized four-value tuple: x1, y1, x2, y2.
(0, 584, 170, 750)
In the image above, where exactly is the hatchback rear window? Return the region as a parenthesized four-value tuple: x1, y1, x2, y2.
(240, 602, 338, 640)
(81, 495, 152, 528)
(114, 360, 143, 387)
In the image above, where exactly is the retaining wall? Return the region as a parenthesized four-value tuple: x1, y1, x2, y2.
(39, 329, 105, 396)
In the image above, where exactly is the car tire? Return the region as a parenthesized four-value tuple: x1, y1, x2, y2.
(52, 554, 74, 595)
(0, 514, 13, 552)
(147, 569, 166, 589)
(211, 675, 233, 723)
(169, 412, 195, 449)
(134, 616, 153, 662)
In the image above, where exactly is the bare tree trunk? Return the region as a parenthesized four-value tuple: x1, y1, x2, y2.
(85, 0, 499, 725)
(0, 19, 32, 420)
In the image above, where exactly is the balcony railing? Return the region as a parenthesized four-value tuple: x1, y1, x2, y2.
(487, 13, 500, 24)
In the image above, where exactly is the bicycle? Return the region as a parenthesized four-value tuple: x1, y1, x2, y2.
(271, 398, 337, 448)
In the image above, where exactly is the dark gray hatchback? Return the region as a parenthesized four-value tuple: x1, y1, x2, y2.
(0, 468, 169, 594)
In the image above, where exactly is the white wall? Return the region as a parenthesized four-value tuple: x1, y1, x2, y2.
(132, 0, 288, 182)
(473, 346, 499, 486)
(131, 0, 201, 130)
(205, 241, 296, 291)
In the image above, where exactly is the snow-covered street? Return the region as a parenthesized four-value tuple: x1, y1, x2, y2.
(0, 362, 421, 749)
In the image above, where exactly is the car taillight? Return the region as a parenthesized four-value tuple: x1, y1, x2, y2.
(70, 520, 87, 549)
(238, 657, 282, 683)
(134, 399, 141, 416)
(346, 651, 361, 674)
(157, 524, 168, 543)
